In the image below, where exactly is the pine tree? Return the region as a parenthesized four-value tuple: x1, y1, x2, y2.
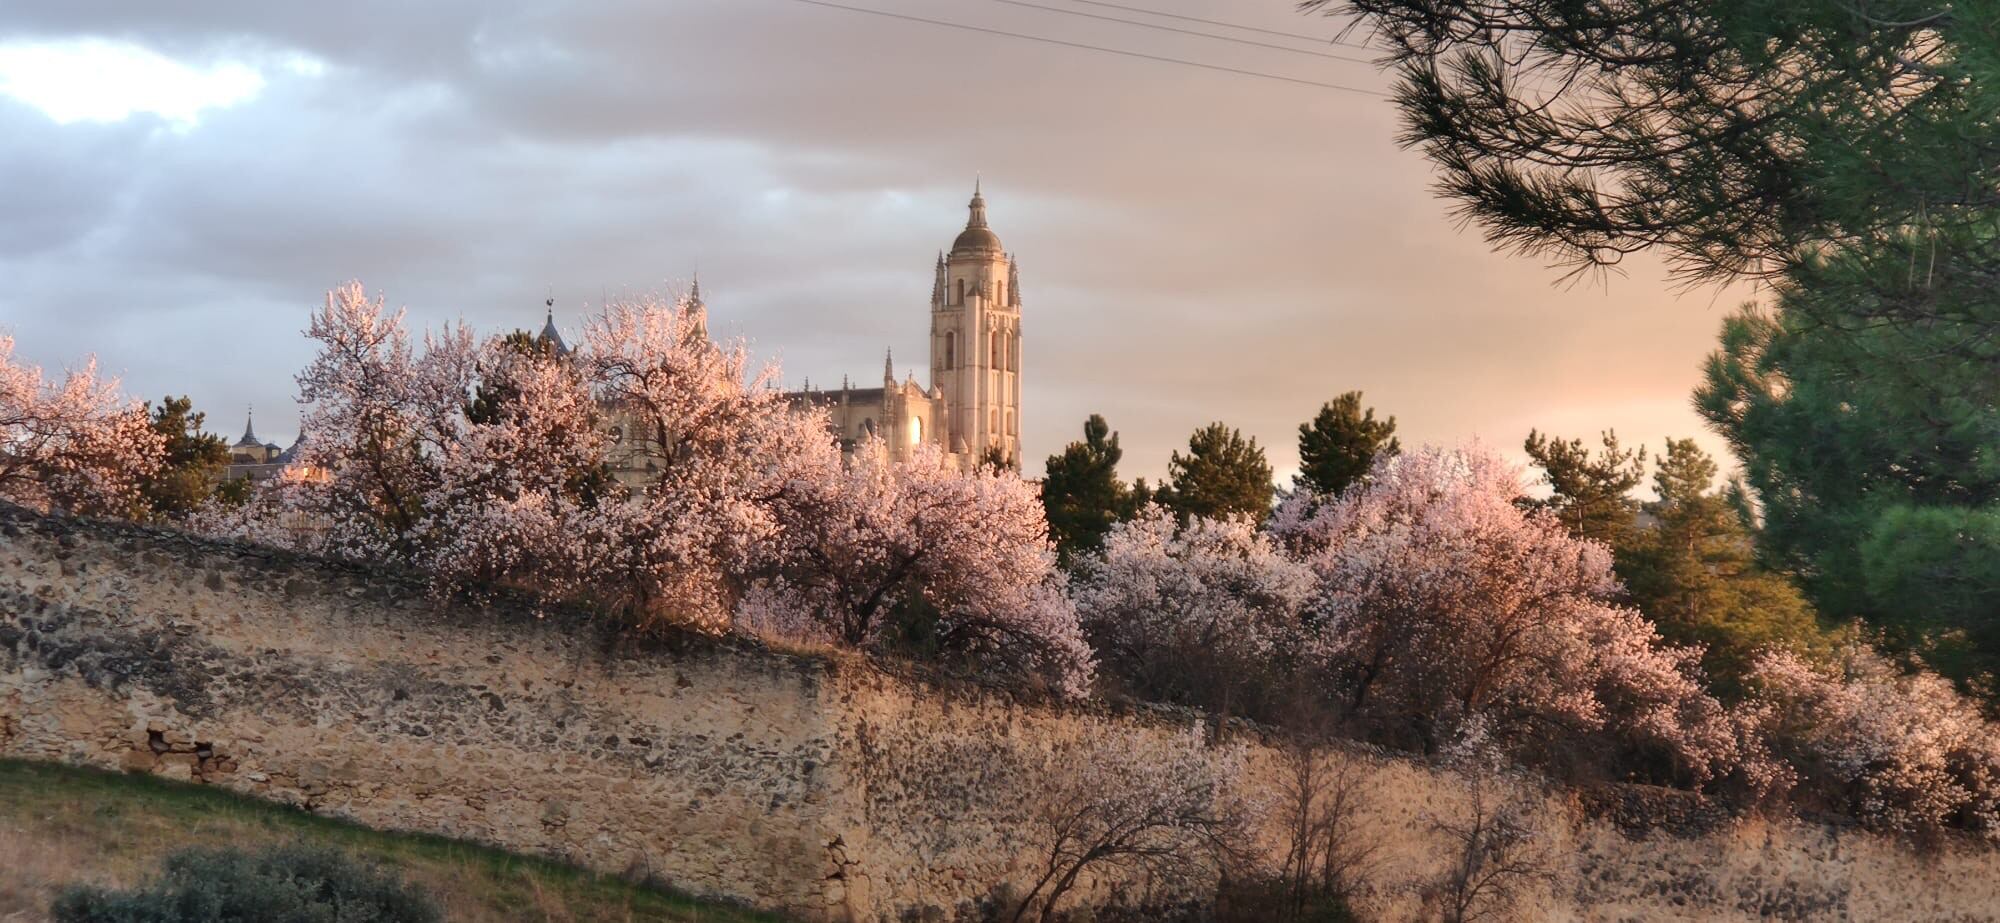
(1158, 422, 1274, 524)
(1698, 298, 2000, 686)
(1327, 0, 2000, 692)
(1294, 391, 1399, 498)
(138, 395, 232, 520)
(1522, 430, 1645, 548)
(1040, 414, 1133, 562)
(1619, 439, 1833, 693)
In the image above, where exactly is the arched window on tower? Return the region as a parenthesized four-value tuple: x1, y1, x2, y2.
(943, 332, 955, 370)
(997, 281, 1005, 305)
(909, 415, 924, 446)
(1006, 409, 1015, 436)
(990, 331, 1001, 368)
(1008, 333, 1018, 372)
(990, 408, 999, 433)
(955, 279, 965, 305)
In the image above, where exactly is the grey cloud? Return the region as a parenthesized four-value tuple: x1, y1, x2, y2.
(0, 0, 1736, 481)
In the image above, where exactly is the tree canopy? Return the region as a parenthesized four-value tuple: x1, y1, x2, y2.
(138, 395, 233, 520)
(1522, 429, 1645, 549)
(1157, 422, 1275, 524)
(1041, 414, 1138, 563)
(1294, 391, 1399, 498)
(1319, 0, 2000, 312)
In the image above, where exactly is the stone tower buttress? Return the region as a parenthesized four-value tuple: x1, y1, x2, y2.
(930, 182, 1021, 464)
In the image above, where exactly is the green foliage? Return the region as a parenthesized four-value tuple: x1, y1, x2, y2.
(1325, 0, 2000, 307)
(137, 396, 232, 520)
(1521, 430, 1645, 548)
(1157, 422, 1274, 524)
(1294, 392, 1398, 498)
(1858, 506, 2000, 685)
(1332, 0, 2000, 696)
(1697, 294, 2000, 690)
(52, 845, 440, 923)
(1040, 414, 1137, 562)
(1619, 439, 1836, 693)
(0, 759, 784, 923)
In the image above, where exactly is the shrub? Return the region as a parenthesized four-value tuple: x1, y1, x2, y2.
(51, 845, 440, 923)
(1270, 444, 1754, 789)
(1072, 507, 1316, 717)
(1745, 646, 2000, 840)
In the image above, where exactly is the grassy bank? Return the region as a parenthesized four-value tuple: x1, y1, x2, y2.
(0, 759, 790, 923)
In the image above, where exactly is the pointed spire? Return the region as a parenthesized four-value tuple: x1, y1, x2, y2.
(967, 179, 988, 229)
(538, 297, 570, 355)
(690, 271, 703, 305)
(237, 406, 259, 447)
(884, 348, 896, 386)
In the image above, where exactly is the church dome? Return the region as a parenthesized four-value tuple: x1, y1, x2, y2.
(949, 182, 1003, 254)
(952, 224, 1003, 253)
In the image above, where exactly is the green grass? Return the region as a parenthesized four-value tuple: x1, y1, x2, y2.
(0, 758, 793, 923)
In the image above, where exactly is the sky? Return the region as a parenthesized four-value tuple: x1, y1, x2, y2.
(0, 0, 1755, 486)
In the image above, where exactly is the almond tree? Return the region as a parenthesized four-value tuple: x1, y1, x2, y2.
(1009, 725, 1254, 923)
(0, 334, 163, 517)
(1271, 445, 1752, 789)
(1746, 646, 2000, 840)
(741, 442, 1094, 696)
(205, 284, 834, 633)
(570, 295, 840, 630)
(280, 282, 480, 562)
(1072, 506, 1316, 716)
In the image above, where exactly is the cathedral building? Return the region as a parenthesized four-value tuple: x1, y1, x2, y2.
(785, 182, 1024, 467)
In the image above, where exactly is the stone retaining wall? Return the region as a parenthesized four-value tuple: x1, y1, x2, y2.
(3, 505, 1996, 921)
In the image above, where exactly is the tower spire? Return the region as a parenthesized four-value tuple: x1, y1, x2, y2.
(884, 348, 895, 386)
(967, 179, 988, 229)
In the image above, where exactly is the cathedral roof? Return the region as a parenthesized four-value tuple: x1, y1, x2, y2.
(784, 387, 887, 408)
(275, 432, 308, 465)
(537, 301, 569, 355)
(234, 411, 261, 447)
(950, 182, 1003, 255)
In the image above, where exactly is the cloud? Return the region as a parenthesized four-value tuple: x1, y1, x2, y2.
(0, 38, 272, 127)
(0, 0, 1743, 486)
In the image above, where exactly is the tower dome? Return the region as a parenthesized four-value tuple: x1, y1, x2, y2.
(950, 182, 1003, 255)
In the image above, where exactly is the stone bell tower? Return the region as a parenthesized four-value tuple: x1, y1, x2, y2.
(929, 181, 1022, 464)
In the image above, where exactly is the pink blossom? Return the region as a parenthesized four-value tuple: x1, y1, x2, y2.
(1275, 444, 1747, 787)
(0, 334, 164, 517)
(743, 441, 1094, 696)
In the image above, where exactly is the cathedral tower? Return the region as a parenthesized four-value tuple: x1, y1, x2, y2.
(930, 181, 1022, 463)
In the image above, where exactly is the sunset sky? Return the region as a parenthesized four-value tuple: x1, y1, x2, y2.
(0, 0, 1754, 486)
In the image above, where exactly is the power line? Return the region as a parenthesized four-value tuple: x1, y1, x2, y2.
(1064, 0, 1370, 50)
(968, 0, 1379, 65)
(778, 0, 1389, 96)
(1064, 0, 1576, 96)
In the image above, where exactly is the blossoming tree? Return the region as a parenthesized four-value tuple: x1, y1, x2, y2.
(1072, 506, 1316, 715)
(743, 442, 1094, 696)
(1271, 444, 1752, 788)
(1746, 646, 2000, 839)
(0, 335, 164, 517)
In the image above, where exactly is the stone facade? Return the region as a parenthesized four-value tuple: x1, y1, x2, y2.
(783, 183, 1024, 469)
(4, 504, 1999, 922)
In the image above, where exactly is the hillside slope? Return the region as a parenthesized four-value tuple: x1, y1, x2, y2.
(0, 759, 789, 923)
